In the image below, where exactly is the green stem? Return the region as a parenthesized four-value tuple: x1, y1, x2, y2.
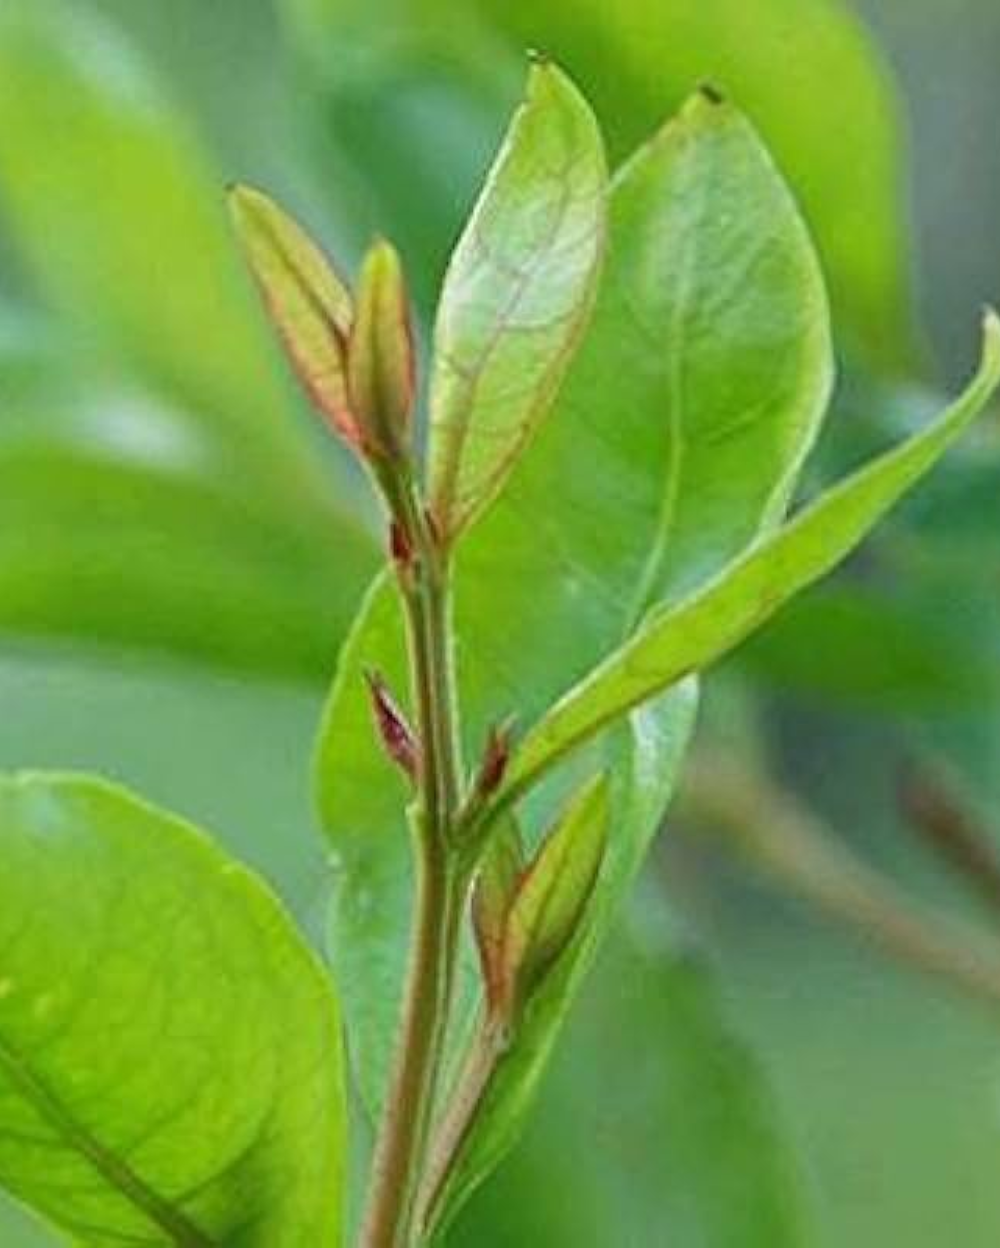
(359, 475, 466, 1248)
(415, 1016, 507, 1239)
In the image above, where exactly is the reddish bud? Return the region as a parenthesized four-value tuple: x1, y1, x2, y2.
(364, 669, 420, 783)
(475, 719, 515, 801)
(471, 821, 524, 1013)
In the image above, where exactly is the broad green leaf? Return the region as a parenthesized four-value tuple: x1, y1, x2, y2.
(452, 924, 807, 1248)
(0, 1, 328, 504)
(0, 366, 375, 679)
(228, 184, 358, 448)
(317, 94, 832, 1117)
(514, 88, 832, 611)
(280, 0, 915, 369)
(0, 773, 346, 1246)
(507, 312, 1000, 798)
(427, 61, 607, 539)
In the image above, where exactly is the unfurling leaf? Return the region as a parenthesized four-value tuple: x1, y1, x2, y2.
(499, 774, 609, 1018)
(427, 60, 608, 541)
(472, 819, 525, 1011)
(348, 238, 416, 461)
(506, 311, 1000, 799)
(228, 182, 358, 445)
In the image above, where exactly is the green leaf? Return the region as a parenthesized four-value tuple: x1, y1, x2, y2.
(317, 92, 834, 1118)
(525, 88, 833, 612)
(427, 61, 607, 539)
(738, 581, 1000, 713)
(507, 311, 1000, 798)
(0, 2, 326, 503)
(228, 184, 358, 449)
(0, 366, 375, 679)
(451, 924, 808, 1248)
(0, 773, 346, 1247)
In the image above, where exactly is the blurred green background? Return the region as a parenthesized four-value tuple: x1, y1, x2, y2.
(2, 0, 1000, 1243)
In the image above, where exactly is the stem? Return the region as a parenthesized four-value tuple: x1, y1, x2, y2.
(359, 474, 466, 1248)
(415, 1017, 507, 1239)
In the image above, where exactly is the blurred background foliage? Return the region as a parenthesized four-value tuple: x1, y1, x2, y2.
(1, 0, 1000, 1243)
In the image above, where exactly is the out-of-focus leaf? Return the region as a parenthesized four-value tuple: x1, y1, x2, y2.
(427, 62, 606, 539)
(507, 313, 1000, 799)
(737, 581, 1000, 713)
(452, 924, 808, 1248)
(316, 91, 837, 1118)
(0, 1, 330, 503)
(0, 368, 375, 679)
(0, 773, 346, 1246)
(280, 0, 915, 370)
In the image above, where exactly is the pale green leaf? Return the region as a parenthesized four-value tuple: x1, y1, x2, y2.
(0, 774, 346, 1247)
(507, 312, 1000, 798)
(0, 2, 328, 504)
(427, 61, 607, 539)
(0, 364, 375, 679)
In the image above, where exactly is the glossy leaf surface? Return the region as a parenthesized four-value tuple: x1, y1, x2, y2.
(0, 774, 347, 1246)
(507, 313, 1000, 798)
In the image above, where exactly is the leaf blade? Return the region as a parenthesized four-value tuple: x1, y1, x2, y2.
(0, 774, 347, 1247)
(509, 312, 1000, 795)
(427, 60, 607, 538)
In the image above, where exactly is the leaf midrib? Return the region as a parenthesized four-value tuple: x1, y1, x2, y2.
(0, 1029, 215, 1247)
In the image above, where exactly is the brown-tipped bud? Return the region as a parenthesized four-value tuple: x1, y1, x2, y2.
(364, 669, 420, 783)
(347, 238, 416, 462)
(474, 719, 515, 802)
(390, 519, 414, 568)
(471, 821, 524, 1013)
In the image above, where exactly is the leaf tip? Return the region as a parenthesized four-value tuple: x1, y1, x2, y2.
(696, 79, 726, 106)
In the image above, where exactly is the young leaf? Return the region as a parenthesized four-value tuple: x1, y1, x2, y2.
(229, 182, 358, 447)
(421, 686, 698, 1236)
(500, 775, 608, 1015)
(427, 60, 607, 540)
(507, 311, 1000, 798)
(471, 820, 524, 1011)
(451, 927, 808, 1248)
(0, 773, 346, 1246)
(348, 238, 416, 460)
